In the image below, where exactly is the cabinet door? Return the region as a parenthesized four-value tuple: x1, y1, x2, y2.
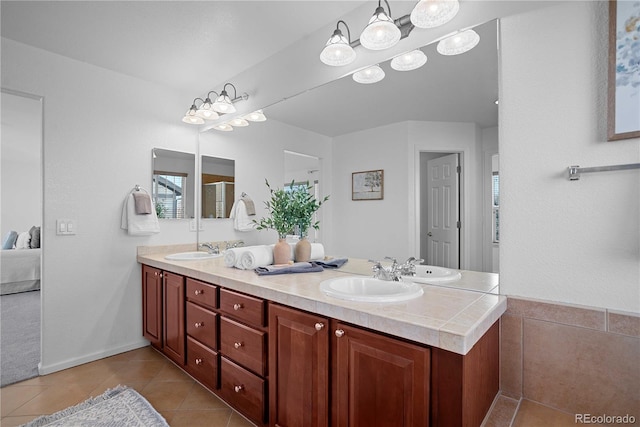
(269, 304, 329, 427)
(163, 272, 185, 365)
(332, 322, 430, 427)
(142, 265, 162, 347)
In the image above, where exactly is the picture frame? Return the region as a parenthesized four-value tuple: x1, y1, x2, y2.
(352, 169, 383, 201)
(608, 0, 640, 141)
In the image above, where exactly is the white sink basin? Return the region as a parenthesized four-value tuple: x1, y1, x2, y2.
(320, 276, 424, 303)
(165, 251, 223, 261)
(402, 265, 462, 284)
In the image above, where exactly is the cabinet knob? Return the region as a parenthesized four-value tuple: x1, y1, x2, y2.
(315, 322, 325, 331)
(234, 342, 243, 349)
(233, 303, 243, 311)
(194, 290, 203, 295)
(194, 322, 204, 328)
(195, 358, 203, 365)
(234, 385, 244, 393)
(335, 329, 345, 338)
(154, 272, 158, 277)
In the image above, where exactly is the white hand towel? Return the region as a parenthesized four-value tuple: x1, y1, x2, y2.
(239, 245, 274, 269)
(224, 247, 248, 268)
(121, 192, 160, 236)
(230, 200, 256, 232)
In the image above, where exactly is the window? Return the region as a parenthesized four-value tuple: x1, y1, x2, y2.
(284, 180, 320, 240)
(152, 171, 186, 219)
(492, 172, 499, 243)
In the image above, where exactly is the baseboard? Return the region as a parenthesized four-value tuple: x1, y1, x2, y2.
(38, 339, 149, 375)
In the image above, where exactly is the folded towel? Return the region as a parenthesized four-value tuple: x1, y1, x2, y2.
(315, 257, 349, 269)
(239, 245, 273, 269)
(241, 194, 256, 215)
(121, 191, 160, 236)
(132, 191, 152, 214)
(255, 262, 324, 276)
(230, 200, 256, 232)
(224, 247, 248, 268)
(309, 243, 325, 261)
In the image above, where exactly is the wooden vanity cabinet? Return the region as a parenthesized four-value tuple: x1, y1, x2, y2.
(162, 271, 185, 366)
(331, 321, 431, 427)
(268, 304, 330, 427)
(142, 265, 162, 348)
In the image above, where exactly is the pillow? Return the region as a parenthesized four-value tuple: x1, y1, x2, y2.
(2, 231, 18, 249)
(29, 226, 41, 249)
(15, 231, 31, 249)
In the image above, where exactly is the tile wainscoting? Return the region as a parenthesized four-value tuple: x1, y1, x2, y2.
(500, 297, 639, 421)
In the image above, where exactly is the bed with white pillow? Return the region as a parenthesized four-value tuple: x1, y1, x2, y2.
(1, 227, 41, 295)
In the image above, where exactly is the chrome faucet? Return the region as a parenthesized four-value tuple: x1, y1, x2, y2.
(369, 257, 402, 281)
(398, 257, 424, 276)
(225, 240, 244, 250)
(199, 242, 219, 254)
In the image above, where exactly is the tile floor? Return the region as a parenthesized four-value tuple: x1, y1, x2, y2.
(0, 347, 255, 427)
(1, 346, 599, 427)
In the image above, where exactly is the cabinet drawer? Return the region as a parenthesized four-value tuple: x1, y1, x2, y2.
(219, 289, 266, 327)
(186, 336, 219, 391)
(186, 302, 218, 350)
(220, 357, 266, 425)
(186, 278, 218, 309)
(220, 317, 266, 376)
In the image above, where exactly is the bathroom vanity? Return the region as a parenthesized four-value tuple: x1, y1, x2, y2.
(138, 246, 504, 426)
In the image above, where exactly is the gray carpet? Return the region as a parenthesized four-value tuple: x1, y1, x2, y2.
(1, 290, 40, 386)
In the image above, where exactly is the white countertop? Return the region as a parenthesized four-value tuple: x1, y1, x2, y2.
(137, 245, 505, 355)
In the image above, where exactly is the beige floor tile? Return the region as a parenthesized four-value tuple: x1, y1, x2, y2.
(167, 408, 233, 427)
(483, 395, 519, 427)
(512, 400, 604, 427)
(8, 382, 100, 417)
(179, 384, 230, 410)
(228, 411, 258, 427)
(0, 385, 49, 416)
(0, 415, 41, 426)
(141, 380, 196, 411)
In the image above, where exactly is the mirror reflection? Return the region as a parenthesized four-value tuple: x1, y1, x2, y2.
(201, 156, 235, 219)
(266, 19, 499, 273)
(152, 148, 195, 219)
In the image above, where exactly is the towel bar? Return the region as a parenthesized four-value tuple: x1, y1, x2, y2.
(567, 163, 640, 181)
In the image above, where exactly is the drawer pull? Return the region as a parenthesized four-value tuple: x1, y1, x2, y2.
(234, 342, 243, 349)
(194, 322, 204, 328)
(234, 385, 244, 393)
(335, 329, 345, 338)
(315, 322, 325, 331)
(233, 303, 243, 311)
(194, 289, 203, 295)
(195, 358, 203, 365)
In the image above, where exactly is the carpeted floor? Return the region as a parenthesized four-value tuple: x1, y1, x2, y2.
(1, 290, 40, 387)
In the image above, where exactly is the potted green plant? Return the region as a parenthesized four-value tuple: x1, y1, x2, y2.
(253, 179, 296, 264)
(288, 181, 329, 262)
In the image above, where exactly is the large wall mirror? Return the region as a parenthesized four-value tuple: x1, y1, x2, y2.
(152, 148, 195, 219)
(201, 156, 235, 219)
(265, 19, 499, 273)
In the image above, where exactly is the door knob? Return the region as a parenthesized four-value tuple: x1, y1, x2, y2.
(315, 322, 324, 331)
(427, 232, 433, 237)
(335, 329, 345, 338)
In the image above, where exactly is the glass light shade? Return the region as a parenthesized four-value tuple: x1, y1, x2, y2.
(391, 50, 428, 71)
(213, 123, 233, 132)
(352, 65, 385, 84)
(437, 29, 480, 55)
(359, 7, 400, 50)
(320, 30, 356, 66)
(410, 0, 459, 28)
(196, 104, 219, 120)
(244, 109, 267, 122)
(229, 117, 249, 127)
(182, 106, 204, 125)
(212, 92, 236, 114)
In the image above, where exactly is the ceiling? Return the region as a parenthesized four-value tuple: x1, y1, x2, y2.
(1, 1, 498, 137)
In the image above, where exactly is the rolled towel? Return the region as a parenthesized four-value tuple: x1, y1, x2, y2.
(224, 247, 249, 268)
(132, 191, 152, 214)
(239, 245, 274, 269)
(309, 243, 325, 261)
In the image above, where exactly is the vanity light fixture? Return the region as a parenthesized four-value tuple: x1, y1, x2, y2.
(196, 91, 221, 120)
(360, 0, 401, 51)
(353, 65, 385, 84)
(213, 123, 234, 132)
(320, 20, 356, 66)
(410, 0, 460, 29)
(229, 117, 249, 127)
(182, 98, 205, 125)
(212, 83, 239, 114)
(436, 29, 480, 55)
(244, 109, 267, 122)
(390, 49, 427, 71)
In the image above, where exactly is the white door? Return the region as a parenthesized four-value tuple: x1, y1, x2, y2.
(425, 154, 460, 268)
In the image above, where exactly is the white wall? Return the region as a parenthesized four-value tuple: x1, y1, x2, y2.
(1, 92, 42, 237)
(482, 126, 499, 273)
(2, 38, 201, 373)
(500, 1, 640, 312)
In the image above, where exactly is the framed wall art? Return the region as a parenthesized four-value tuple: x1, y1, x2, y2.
(608, 0, 640, 140)
(352, 169, 383, 201)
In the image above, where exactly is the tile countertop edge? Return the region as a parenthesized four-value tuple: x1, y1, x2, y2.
(136, 253, 506, 355)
